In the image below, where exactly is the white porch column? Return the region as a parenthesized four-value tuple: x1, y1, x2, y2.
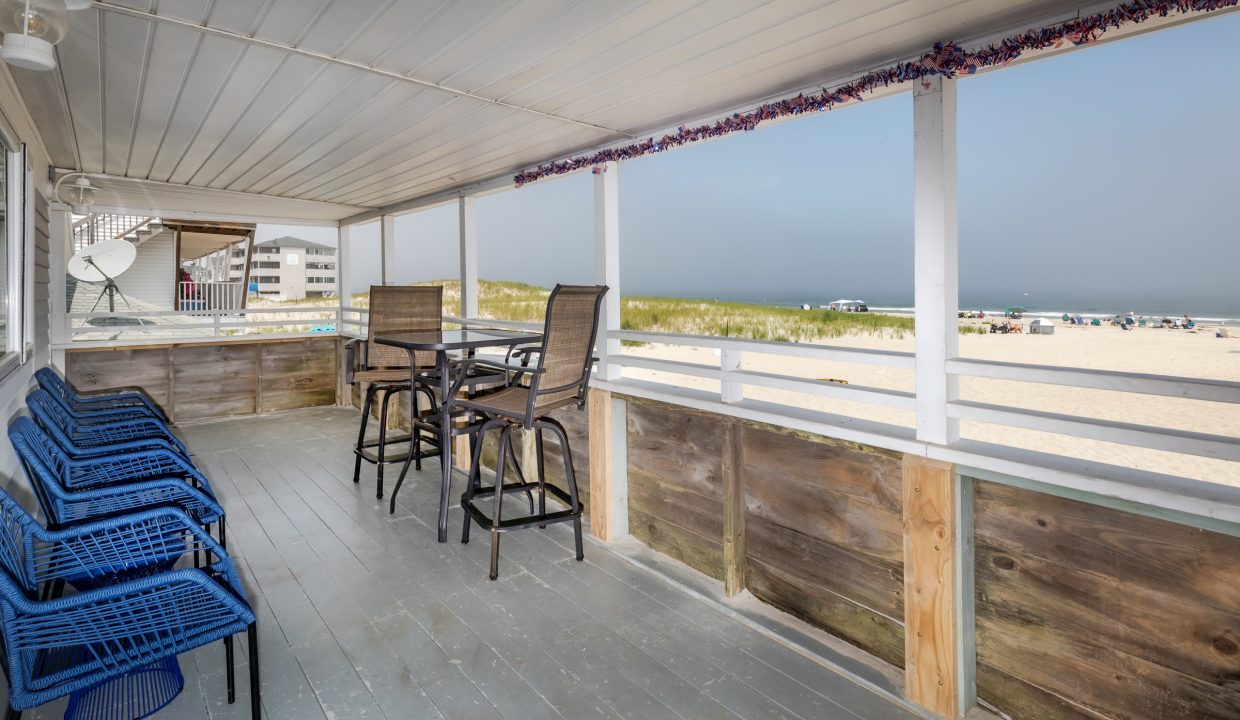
(459, 196, 478, 318)
(594, 161, 620, 381)
(913, 75, 960, 446)
(380, 214, 395, 286)
(337, 224, 353, 300)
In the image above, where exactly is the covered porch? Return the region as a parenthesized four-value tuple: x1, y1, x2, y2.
(19, 406, 922, 720)
(0, 1, 1234, 719)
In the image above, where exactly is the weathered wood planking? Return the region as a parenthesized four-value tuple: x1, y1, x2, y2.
(260, 338, 337, 412)
(625, 397, 725, 580)
(742, 422, 905, 667)
(903, 456, 961, 718)
(974, 480, 1240, 720)
(66, 348, 173, 416)
(172, 343, 259, 420)
(67, 338, 338, 423)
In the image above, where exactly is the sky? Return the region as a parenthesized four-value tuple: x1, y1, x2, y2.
(259, 10, 1240, 316)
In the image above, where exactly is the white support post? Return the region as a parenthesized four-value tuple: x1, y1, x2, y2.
(337, 224, 352, 302)
(594, 161, 620, 381)
(49, 207, 70, 369)
(380, 214, 395, 286)
(721, 348, 743, 403)
(459, 196, 478, 319)
(913, 75, 960, 446)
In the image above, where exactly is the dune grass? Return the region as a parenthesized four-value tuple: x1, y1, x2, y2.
(255, 279, 993, 342)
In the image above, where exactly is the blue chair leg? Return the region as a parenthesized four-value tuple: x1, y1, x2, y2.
(226, 635, 235, 703)
(248, 623, 260, 719)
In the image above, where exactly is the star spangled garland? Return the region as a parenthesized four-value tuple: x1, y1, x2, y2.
(514, 0, 1238, 187)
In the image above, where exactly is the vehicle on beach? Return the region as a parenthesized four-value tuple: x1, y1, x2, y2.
(827, 299, 868, 312)
(1004, 306, 1025, 318)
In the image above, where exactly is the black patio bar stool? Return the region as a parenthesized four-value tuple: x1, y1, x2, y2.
(347, 285, 443, 499)
(454, 284, 608, 580)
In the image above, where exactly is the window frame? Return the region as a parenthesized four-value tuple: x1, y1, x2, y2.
(0, 111, 25, 383)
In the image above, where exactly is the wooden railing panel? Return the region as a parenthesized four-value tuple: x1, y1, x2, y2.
(625, 397, 726, 580)
(172, 344, 259, 421)
(973, 480, 1240, 720)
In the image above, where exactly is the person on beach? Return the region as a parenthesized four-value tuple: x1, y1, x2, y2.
(1124, 310, 1136, 327)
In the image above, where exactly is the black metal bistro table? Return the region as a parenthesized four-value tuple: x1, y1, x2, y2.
(374, 328, 542, 542)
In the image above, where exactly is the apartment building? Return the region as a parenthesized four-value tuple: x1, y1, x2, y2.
(229, 236, 337, 301)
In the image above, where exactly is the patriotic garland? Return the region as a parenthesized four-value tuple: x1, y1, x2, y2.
(514, 0, 1238, 187)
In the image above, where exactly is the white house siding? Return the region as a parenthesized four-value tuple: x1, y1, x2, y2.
(0, 190, 51, 506)
(118, 229, 176, 309)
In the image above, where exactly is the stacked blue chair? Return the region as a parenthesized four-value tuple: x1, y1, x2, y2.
(0, 489, 258, 719)
(35, 368, 169, 425)
(27, 391, 187, 459)
(9, 418, 223, 535)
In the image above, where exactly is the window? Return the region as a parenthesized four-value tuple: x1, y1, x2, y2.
(306, 262, 335, 270)
(251, 261, 280, 269)
(251, 275, 280, 284)
(256, 246, 280, 254)
(306, 248, 334, 256)
(0, 118, 28, 380)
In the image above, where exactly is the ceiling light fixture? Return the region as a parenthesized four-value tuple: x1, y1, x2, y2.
(54, 172, 96, 214)
(0, 0, 69, 71)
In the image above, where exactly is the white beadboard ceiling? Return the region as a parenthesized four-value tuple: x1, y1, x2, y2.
(12, 0, 1119, 221)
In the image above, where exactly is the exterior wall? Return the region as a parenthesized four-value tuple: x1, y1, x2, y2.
(121, 229, 175, 309)
(66, 336, 338, 423)
(233, 245, 337, 301)
(0, 191, 51, 502)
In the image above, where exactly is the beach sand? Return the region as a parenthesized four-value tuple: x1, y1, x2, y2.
(622, 320, 1240, 487)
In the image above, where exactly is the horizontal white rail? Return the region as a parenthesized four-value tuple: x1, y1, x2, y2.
(611, 329, 916, 368)
(69, 306, 338, 319)
(948, 400, 1240, 462)
(618, 354, 916, 410)
(947, 358, 1240, 404)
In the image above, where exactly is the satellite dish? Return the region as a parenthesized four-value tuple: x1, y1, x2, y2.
(68, 239, 136, 282)
(68, 240, 139, 314)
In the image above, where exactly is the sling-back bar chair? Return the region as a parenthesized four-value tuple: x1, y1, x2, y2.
(347, 286, 443, 499)
(455, 284, 607, 580)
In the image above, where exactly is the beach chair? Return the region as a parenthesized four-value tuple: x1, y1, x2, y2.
(0, 489, 257, 718)
(9, 417, 223, 532)
(455, 284, 607, 580)
(35, 367, 168, 424)
(27, 390, 189, 458)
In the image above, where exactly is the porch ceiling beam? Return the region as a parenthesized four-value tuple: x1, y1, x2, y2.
(91, 1, 634, 142)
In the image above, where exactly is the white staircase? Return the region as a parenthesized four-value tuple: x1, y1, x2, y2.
(71, 213, 163, 253)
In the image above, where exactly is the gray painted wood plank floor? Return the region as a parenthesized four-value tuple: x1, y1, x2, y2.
(24, 407, 922, 720)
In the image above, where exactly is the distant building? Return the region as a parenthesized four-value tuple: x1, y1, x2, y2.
(229, 236, 337, 301)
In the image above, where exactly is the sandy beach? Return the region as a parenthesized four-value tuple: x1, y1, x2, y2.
(622, 319, 1240, 487)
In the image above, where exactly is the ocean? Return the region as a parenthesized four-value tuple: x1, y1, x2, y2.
(711, 294, 1240, 325)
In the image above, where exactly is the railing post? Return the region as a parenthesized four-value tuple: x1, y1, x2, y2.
(903, 456, 974, 719)
(588, 390, 627, 542)
(721, 348, 742, 403)
(594, 161, 620, 380)
(459, 196, 478, 319)
(913, 74, 960, 446)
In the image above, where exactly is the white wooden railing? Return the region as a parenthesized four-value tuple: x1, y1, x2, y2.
(66, 306, 340, 346)
(178, 281, 245, 311)
(71, 213, 160, 252)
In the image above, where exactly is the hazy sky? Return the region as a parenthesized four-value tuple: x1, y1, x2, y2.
(261, 10, 1240, 315)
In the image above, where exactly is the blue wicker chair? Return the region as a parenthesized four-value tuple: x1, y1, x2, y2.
(27, 391, 188, 459)
(0, 491, 257, 719)
(8, 418, 223, 535)
(34, 368, 168, 425)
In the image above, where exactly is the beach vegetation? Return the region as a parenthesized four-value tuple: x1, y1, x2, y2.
(250, 279, 988, 342)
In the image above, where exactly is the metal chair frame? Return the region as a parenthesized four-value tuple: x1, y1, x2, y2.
(454, 284, 607, 580)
